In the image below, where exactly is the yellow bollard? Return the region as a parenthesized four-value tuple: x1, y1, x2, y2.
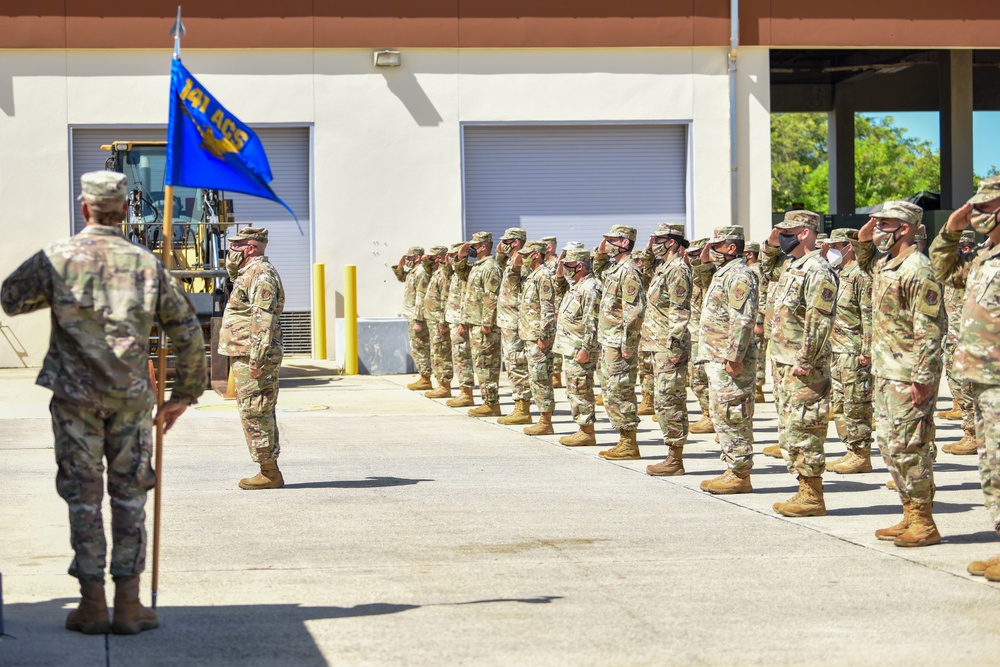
(312, 263, 327, 360)
(344, 264, 358, 375)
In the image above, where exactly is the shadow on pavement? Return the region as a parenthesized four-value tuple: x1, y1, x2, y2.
(826, 500, 982, 517)
(282, 477, 433, 490)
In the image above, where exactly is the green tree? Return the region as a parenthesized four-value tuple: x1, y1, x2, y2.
(771, 113, 828, 212)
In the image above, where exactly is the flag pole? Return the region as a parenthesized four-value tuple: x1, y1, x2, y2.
(153, 4, 185, 611)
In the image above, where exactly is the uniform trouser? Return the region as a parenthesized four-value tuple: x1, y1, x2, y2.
(470, 325, 502, 404)
(773, 361, 830, 478)
(831, 352, 874, 451)
(564, 355, 597, 425)
(51, 397, 157, 582)
(552, 350, 564, 378)
(944, 339, 976, 435)
(690, 342, 711, 416)
(449, 322, 475, 388)
(652, 352, 689, 448)
(233, 349, 282, 463)
(640, 351, 654, 397)
(525, 341, 555, 412)
(600, 345, 640, 431)
(874, 375, 939, 505)
(970, 383, 1000, 530)
(429, 323, 454, 386)
(501, 327, 532, 401)
(755, 333, 768, 391)
(408, 319, 431, 375)
(705, 360, 756, 474)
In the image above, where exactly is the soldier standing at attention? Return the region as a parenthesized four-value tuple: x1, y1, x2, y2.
(642, 224, 693, 477)
(445, 243, 476, 408)
(687, 239, 716, 435)
(220, 226, 287, 490)
(694, 227, 758, 493)
(421, 246, 454, 398)
(856, 200, 946, 546)
(392, 246, 433, 391)
(930, 178, 1000, 574)
(632, 246, 657, 418)
(745, 242, 769, 403)
(541, 235, 566, 389)
(762, 210, 838, 517)
(825, 228, 875, 474)
(494, 228, 533, 425)
(460, 231, 503, 417)
(517, 241, 558, 435)
(593, 225, 647, 460)
(555, 247, 603, 446)
(1, 171, 206, 634)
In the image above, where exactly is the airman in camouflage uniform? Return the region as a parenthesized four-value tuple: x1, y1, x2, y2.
(392, 246, 433, 390)
(593, 225, 647, 459)
(632, 246, 657, 417)
(1, 170, 205, 635)
(220, 226, 287, 491)
(694, 227, 759, 493)
(826, 228, 875, 474)
(745, 242, 769, 403)
(518, 241, 558, 435)
(687, 239, 716, 434)
(930, 177, 1000, 576)
(445, 244, 476, 407)
(555, 247, 603, 446)
(494, 228, 533, 425)
(641, 224, 693, 477)
(762, 210, 838, 517)
(857, 200, 946, 547)
(461, 231, 503, 416)
(421, 246, 453, 398)
(541, 236, 566, 389)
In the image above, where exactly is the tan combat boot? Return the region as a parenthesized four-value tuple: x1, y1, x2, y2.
(407, 374, 433, 391)
(497, 399, 533, 425)
(702, 469, 752, 494)
(985, 564, 1000, 582)
(832, 448, 873, 474)
(689, 415, 715, 434)
(968, 554, 1000, 576)
(893, 501, 941, 547)
(875, 499, 911, 541)
(523, 411, 554, 436)
(762, 444, 782, 459)
(646, 446, 684, 476)
(560, 424, 597, 447)
(424, 382, 452, 399)
(66, 580, 110, 634)
(595, 393, 604, 407)
(937, 399, 963, 420)
(239, 459, 284, 490)
(111, 576, 158, 635)
(599, 430, 641, 460)
(886, 478, 897, 491)
(948, 433, 978, 455)
(773, 476, 826, 517)
(468, 402, 501, 417)
(755, 387, 766, 404)
(637, 392, 655, 416)
(446, 386, 476, 408)
(551, 372, 564, 389)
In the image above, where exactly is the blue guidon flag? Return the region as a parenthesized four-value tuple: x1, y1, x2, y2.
(165, 58, 297, 222)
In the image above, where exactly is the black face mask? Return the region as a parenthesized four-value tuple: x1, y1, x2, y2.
(778, 232, 801, 254)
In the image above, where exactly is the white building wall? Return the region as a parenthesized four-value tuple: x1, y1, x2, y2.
(0, 47, 772, 368)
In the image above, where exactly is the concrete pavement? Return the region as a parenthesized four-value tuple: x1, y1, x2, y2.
(2, 360, 999, 666)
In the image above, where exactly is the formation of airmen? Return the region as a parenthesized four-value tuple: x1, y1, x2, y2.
(393, 175, 1000, 580)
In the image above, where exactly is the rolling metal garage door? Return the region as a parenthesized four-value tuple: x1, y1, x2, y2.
(462, 124, 689, 250)
(70, 126, 313, 353)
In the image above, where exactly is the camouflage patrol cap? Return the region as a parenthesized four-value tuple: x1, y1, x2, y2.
(969, 175, 1000, 205)
(775, 210, 822, 231)
(604, 225, 637, 242)
(404, 245, 424, 257)
(540, 236, 558, 246)
(747, 242, 761, 253)
(631, 248, 652, 261)
(470, 231, 493, 244)
(829, 228, 859, 243)
(562, 241, 586, 252)
(448, 242, 464, 254)
(653, 222, 686, 239)
(873, 200, 923, 227)
(232, 226, 270, 245)
(959, 230, 977, 244)
(707, 226, 745, 244)
(914, 224, 928, 241)
(688, 238, 708, 252)
(518, 240, 547, 255)
(428, 245, 448, 256)
(78, 170, 128, 212)
(816, 233, 829, 243)
(564, 248, 591, 263)
(501, 227, 527, 242)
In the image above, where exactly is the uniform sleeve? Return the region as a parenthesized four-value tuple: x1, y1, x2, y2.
(593, 252, 610, 282)
(797, 269, 837, 370)
(692, 261, 715, 290)
(581, 283, 601, 357)
(391, 265, 406, 283)
(929, 229, 972, 289)
(761, 243, 787, 282)
(248, 271, 281, 368)
(422, 274, 441, 325)
(907, 274, 945, 386)
(414, 272, 430, 322)
(481, 262, 502, 326)
(723, 273, 757, 362)
(539, 274, 557, 340)
(858, 272, 874, 357)
(855, 239, 879, 277)
(156, 267, 206, 404)
(668, 266, 692, 355)
(1, 251, 53, 316)
(622, 267, 646, 350)
(756, 273, 769, 326)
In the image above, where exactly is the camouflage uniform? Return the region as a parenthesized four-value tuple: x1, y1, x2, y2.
(687, 241, 714, 420)
(422, 247, 453, 388)
(391, 247, 432, 377)
(462, 232, 503, 406)
(1, 171, 205, 583)
(519, 242, 558, 413)
(497, 229, 531, 402)
(554, 254, 602, 426)
(542, 237, 567, 380)
(762, 213, 838, 482)
(220, 230, 286, 465)
(857, 202, 946, 507)
(696, 228, 759, 475)
(746, 242, 769, 396)
(940, 229, 977, 442)
(446, 247, 474, 389)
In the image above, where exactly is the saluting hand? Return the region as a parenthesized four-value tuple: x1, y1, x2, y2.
(946, 202, 973, 233)
(858, 218, 877, 243)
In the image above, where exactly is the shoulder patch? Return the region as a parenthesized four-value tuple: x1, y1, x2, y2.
(813, 278, 837, 315)
(728, 277, 751, 310)
(623, 276, 641, 305)
(917, 280, 942, 317)
(485, 272, 501, 293)
(539, 278, 553, 300)
(670, 279, 689, 304)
